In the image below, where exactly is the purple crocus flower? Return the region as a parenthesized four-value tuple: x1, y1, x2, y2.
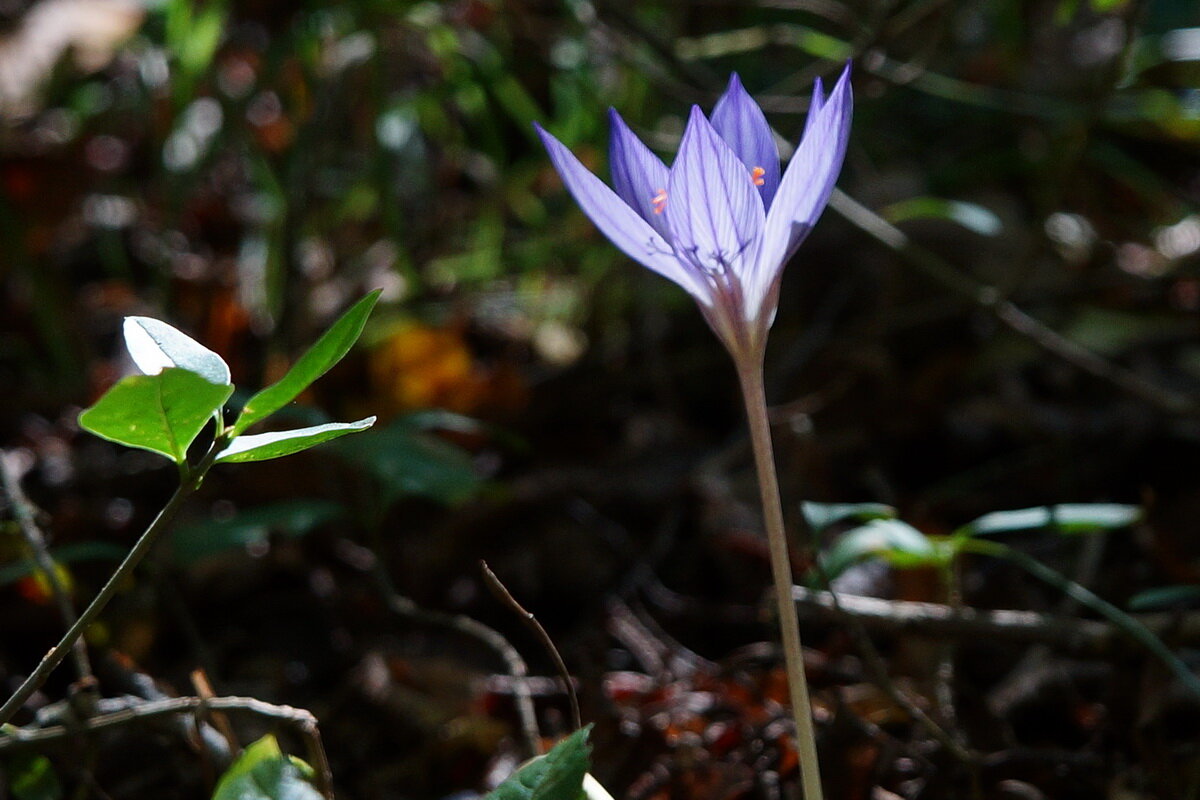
(535, 65, 852, 362)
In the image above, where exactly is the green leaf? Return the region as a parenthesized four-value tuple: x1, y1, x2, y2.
(211, 735, 322, 800)
(0, 542, 127, 587)
(216, 418, 376, 464)
(1127, 584, 1200, 612)
(822, 519, 940, 579)
(802, 502, 898, 532)
(6, 753, 62, 800)
(486, 726, 592, 800)
(232, 291, 381, 436)
(960, 504, 1142, 537)
(79, 368, 233, 464)
(172, 500, 345, 563)
(1062, 308, 1192, 357)
(124, 316, 232, 386)
(880, 197, 1003, 237)
(332, 415, 483, 506)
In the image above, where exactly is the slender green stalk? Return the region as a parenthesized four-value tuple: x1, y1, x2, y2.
(962, 538, 1200, 698)
(737, 364, 824, 800)
(0, 439, 226, 727)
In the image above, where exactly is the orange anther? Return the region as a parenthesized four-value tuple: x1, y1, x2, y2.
(751, 166, 766, 186)
(651, 189, 668, 214)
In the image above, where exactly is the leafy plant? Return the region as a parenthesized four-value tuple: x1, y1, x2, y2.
(81, 290, 380, 468)
(0, 291, 381, 727)
(811, 502, 1200, 697)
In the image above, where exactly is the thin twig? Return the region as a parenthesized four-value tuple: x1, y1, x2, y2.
(480, 561, 582, 732)
(190, 668, 238, 753)
(0, 437, 227, 727)
(367, 563, 543, 758)
(799, 564, 977, 767)
(0, 695, 334, 798)
(0, 451, 94, 690)
(790, 586, 1200, 653)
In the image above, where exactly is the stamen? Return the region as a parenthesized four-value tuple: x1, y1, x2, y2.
(751, 166, 766, 187)
(651, 189, 668, 215)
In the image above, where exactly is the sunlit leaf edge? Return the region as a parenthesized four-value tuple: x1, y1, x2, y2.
(232, 290, 381, 436)
(216, 417, 377, 464)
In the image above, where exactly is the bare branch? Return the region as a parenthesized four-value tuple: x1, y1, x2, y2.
(791, 586, 1200, 654)
(0, 696, 333, 799)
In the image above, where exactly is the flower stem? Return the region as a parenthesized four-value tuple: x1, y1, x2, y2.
(0, 439, 225, 727)
(737, 364, 824, 800)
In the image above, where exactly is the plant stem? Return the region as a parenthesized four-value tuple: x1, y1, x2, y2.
(737, 364, 824, 800)
(0, 441, 225, 727)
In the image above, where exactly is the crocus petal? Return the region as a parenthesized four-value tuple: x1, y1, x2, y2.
(608, 109, 672, 239)
(804, 76, 826, 138)
(665, 106, 766, 289)
(534, 123, 713, 304)
(710, 73, 781, 208)
(748, 64, 852, 318)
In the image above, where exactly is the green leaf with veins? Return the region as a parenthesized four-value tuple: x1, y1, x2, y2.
(79, 368, 232, 464)
(232, 290, 380, 436)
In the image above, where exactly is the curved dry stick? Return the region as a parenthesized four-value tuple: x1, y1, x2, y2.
(369, 566, 543, 758)
(0, 695, 333, 799)
(480, 560, 582, 731)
